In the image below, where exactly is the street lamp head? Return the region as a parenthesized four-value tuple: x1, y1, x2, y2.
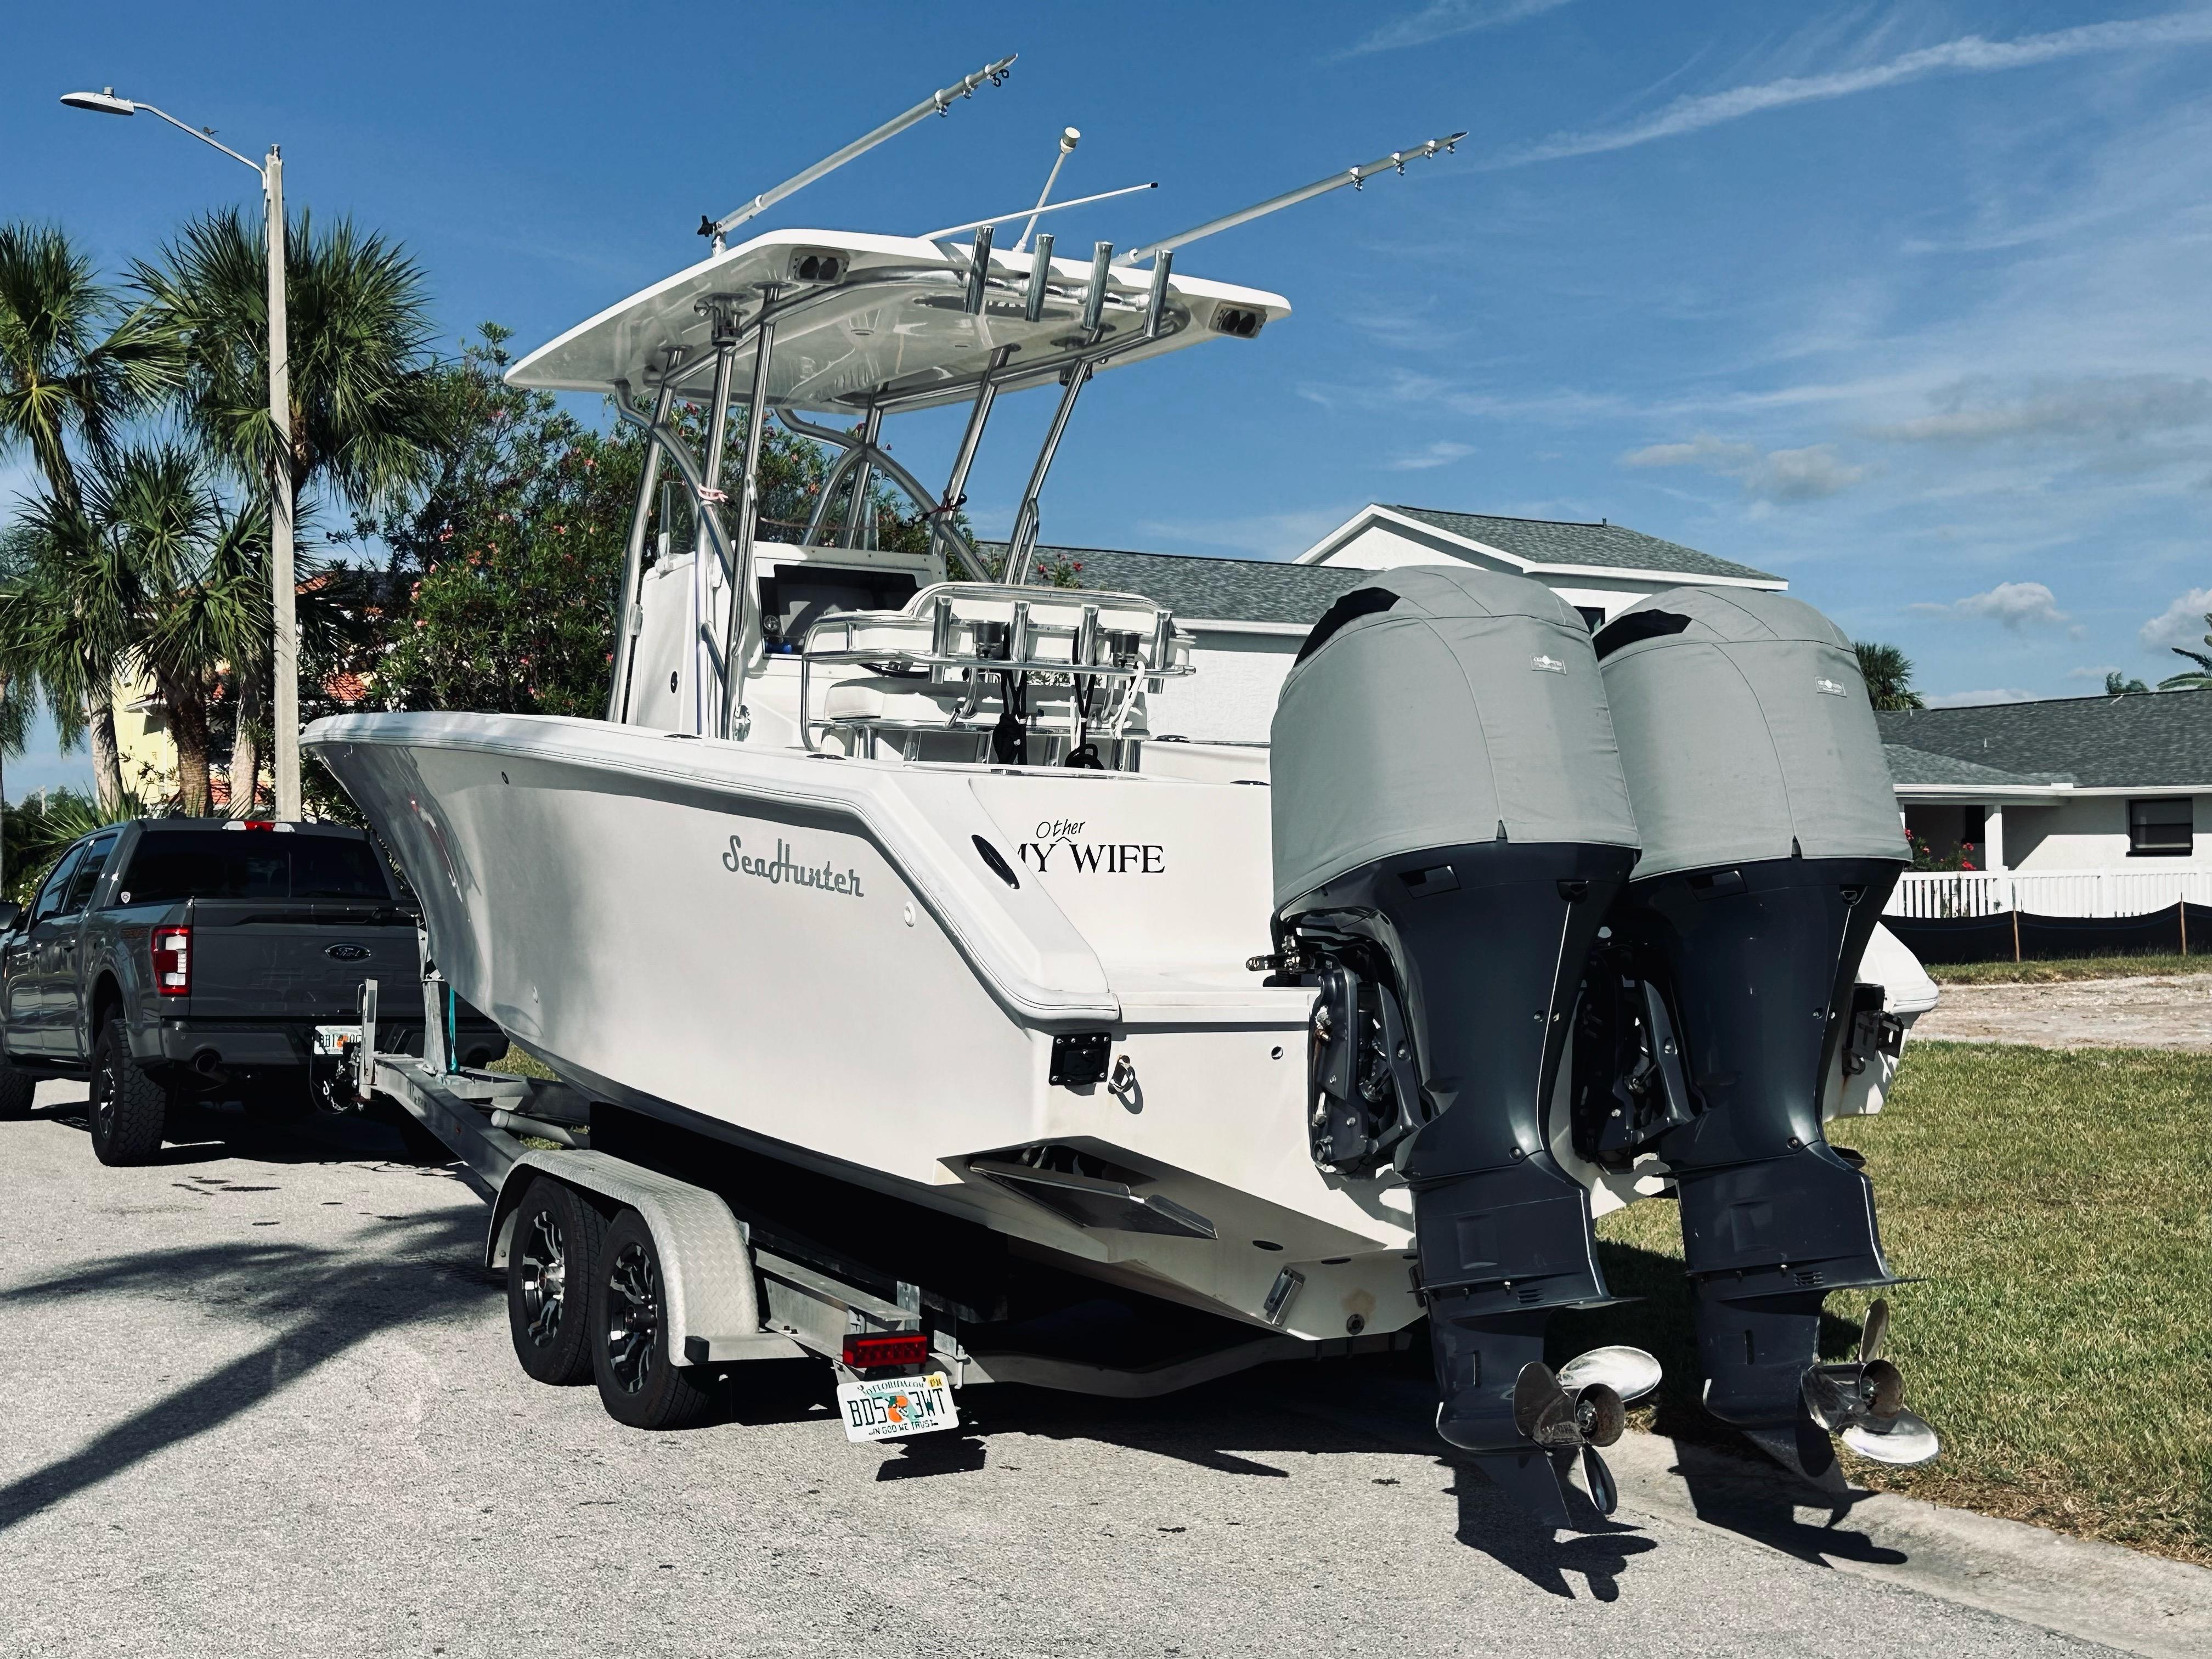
(60, 88, 138, 116)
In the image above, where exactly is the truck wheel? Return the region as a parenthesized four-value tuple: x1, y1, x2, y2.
(0, 1064, 35, 1120)
(507, 1177, 602, 1386)
(89, 1017, 172, 1166)
(590, 1207, 715, 1430)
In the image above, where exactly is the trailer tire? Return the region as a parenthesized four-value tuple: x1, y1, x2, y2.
(88, 1017, 171, 1166)
(591, 1207, 715, 1430)
(0, 1063, 35, 1120)
(507, 1177, 602, 1386)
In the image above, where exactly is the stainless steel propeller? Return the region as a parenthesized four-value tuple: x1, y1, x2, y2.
(1512, 1362, 1627, 1514)
(1801, 1297, 1940, 1466)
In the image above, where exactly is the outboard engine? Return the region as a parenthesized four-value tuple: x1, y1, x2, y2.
(1267, 567, 1652, 1526)
(1591, 589, 1939, 1483)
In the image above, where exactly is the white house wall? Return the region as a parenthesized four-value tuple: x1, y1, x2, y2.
(2001, 794, 2210, 870)
(1313, 524, 1711, 624)
(1150, 630, 1300, 744)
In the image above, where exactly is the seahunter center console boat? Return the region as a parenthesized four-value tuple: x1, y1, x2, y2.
(308, 60, 1940, 1526)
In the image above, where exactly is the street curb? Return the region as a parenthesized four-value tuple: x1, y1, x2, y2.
(1602, 1429, 2211, 1658)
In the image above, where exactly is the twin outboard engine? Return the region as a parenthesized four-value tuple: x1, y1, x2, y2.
(1268, 567, 1648, 1525)
(1590, 588, 1937, 1483)
(1269, 572, 1939, 1526)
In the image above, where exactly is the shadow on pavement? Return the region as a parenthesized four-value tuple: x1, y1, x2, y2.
(0, 1209, 491, 1536)
(31, 1093, 440, 1169)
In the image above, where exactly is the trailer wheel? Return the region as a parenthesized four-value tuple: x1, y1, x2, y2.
(0, 1063, 35, 1120)
(507, 1177, 602, 1386)
(89, 1017, 172, 1166)
(590, 1208, 715, 1430)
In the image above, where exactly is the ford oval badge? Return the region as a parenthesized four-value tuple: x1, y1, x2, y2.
(325, 943, 372, 962)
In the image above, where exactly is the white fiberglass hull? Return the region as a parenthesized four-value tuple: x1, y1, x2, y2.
(308, 710, 1425, 1341)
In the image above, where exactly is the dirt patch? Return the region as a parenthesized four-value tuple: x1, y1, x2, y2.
(1915, 974, 2212, 1051)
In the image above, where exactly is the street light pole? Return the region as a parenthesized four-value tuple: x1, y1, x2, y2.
(60, 88, 301, 820)
(263, 147, 298, 821)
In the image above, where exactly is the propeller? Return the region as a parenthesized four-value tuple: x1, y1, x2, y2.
(1800, 1297, 1940, 1468)
(1557, 1344, 1662, 1406)
(1512, 1362, 1627, 1514)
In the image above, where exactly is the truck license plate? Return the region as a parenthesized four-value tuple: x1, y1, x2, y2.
(836, 1372, 960, 1443)
(313, 1024, 363, 1057)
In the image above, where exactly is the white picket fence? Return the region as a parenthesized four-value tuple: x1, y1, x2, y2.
(1887, 868, 2212, 919)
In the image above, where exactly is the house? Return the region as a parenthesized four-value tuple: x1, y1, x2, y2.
(985, 504, 1785, 742)
(1878, 696, 2212, 878)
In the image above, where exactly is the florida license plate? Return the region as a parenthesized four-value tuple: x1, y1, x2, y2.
(836, 1372, 960, 1443)
(313, 1024, 363, 1057)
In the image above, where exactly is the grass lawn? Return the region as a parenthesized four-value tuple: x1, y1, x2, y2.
(1926, 953, 2212, 984)
(1556, 1042, 2212, 1562)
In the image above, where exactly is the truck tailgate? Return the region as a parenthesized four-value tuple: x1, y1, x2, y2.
(182, 901, 419, 1022)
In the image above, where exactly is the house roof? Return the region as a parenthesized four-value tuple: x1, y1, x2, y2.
(1877, 694, 2212, 789)
(1364, 506, 1783, 584)
(1882, 743, 2072, 788)
(974, 541, 1369, 627)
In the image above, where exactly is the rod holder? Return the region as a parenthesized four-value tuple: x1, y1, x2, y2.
(1081, 241, 1114, 335)
(1144, 250, 1174, 340)
(1025, 232, 1054, 322)
(963, 224, 994, 315)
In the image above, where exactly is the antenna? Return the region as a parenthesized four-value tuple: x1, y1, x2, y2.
(1119, 130, 1465, 265)
(699, 55, 1017, 252)
(1015, 127, 1081, 251)
(921, 181, 1156, 243)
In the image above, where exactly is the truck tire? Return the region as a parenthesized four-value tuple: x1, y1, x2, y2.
(507, 1176, 603, 1386)
(89, 1017, 172, 1166)
(0, 1064, 35, 1120)
(590, 1207, 716, 1430)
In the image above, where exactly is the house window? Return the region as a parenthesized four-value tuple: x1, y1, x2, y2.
(2126, 797, 2193, 856)
(1575, 606, 1606, 631)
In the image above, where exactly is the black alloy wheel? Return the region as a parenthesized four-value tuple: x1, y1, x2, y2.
(88, 1015, 170, 1166)
(589, 1207, 715, 1430)
(506, 1176, 602, 1385)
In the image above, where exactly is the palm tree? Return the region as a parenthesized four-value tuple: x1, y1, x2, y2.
(1854, 640, 1925, 710)
(2105, 670, 2151, 696)
(2158, 613, 2212, 691)
(0, 221, 178, 809)
(133, 207, 442, 806)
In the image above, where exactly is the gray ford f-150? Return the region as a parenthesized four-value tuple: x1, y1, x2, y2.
(0, 819, 504, 1163)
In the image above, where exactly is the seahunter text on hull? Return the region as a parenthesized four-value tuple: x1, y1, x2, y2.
(307, 60, 1940, 1529)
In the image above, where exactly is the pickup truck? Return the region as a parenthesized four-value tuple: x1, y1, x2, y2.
(0, 818, 504, 1164)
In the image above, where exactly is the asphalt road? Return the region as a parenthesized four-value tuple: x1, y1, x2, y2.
(1, 1083, 2108, 1659)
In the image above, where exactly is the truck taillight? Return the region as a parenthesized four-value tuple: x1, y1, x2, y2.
(151, 926, 191, 996)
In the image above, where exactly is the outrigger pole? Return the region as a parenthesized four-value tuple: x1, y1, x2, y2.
(1119, 131, 1465, 265)
(699, 55, 1017, 253)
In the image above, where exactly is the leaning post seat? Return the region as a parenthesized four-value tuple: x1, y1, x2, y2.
(1269, 565, 1641, 1521)
(798, 582, 1192, 766)
(1594, 587, 1912, 1476)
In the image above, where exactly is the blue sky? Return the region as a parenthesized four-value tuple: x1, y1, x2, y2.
(6, 1, 2212, 793)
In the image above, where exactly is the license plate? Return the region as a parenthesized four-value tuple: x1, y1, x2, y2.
(836, 1372, 960, 1443)
(313, 1024, 363, 1057)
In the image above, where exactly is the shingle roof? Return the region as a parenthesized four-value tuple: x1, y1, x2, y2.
(1882, 743, 2072, 788)
(974, 541, 1370, 627)
(1876, 694, 2212, 788)
(1379, 506, 1782, 584)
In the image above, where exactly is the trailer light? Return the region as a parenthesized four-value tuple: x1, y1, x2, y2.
(842, 1331, 930, 1369)
(151, 926, 191, 996)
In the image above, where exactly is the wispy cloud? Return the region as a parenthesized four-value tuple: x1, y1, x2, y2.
(1909, 581, 2072, 630)
(1386, 440, 1476, 471)
(1346, 0, 1577, 58)
(2141, 587, 2212, 650)
(1135, 506, 1353, 560)
(1868, 375, 2212, 443)
(1925, 687, 2041, 707)
(1492, 13, 2212, 168)
(1621, 433, 1865, 501)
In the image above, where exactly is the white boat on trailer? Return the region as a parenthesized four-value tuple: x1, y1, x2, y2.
(309, 61, 1941, 1527)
